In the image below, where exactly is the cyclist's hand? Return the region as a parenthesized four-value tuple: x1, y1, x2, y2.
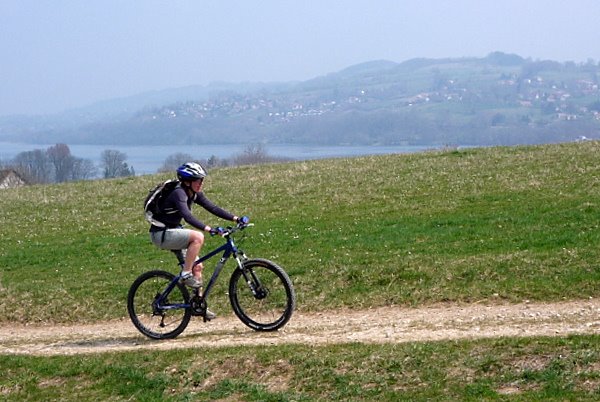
(210, 226, 226, 236)
(237, 215, 250, 225)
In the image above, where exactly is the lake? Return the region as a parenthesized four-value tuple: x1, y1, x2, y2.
(0, 142, 435, 175)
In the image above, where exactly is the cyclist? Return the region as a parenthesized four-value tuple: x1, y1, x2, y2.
(149, 162, 244, 315)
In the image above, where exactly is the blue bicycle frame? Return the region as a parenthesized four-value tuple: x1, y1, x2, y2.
(154, 231, 244, 312)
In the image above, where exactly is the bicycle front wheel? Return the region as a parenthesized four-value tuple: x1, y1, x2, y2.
(229, 258, 296, 331)
(127, 270, 191, 340)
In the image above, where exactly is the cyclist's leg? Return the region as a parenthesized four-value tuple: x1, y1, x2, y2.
(186, 230, 205, 281)
(150, 228, 205, 287)
(150, 228, 204, 277)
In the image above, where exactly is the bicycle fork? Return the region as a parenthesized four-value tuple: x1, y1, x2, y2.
(236, 255, 268, 299)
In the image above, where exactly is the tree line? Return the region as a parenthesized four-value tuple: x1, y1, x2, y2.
(1, 143, 288, 185)
(0, 144, 134, 184)
(156, 144, 291, 173)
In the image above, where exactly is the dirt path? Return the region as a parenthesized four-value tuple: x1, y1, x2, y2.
(1, 300, 598, 356)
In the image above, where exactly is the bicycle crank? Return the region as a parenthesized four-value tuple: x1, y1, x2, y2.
(190, 295, 207, 317)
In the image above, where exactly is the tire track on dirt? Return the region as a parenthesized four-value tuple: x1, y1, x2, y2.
(1, 300, 598, 356)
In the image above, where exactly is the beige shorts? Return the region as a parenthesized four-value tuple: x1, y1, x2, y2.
(150, 228, 192, 250)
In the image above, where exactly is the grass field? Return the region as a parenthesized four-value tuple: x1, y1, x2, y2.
(1, 141, 599, 400)
(1, 141, 598, 323)
(1, 335, 599, 400)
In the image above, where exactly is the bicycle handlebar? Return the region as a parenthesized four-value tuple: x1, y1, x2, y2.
(210, 221, 254, 237)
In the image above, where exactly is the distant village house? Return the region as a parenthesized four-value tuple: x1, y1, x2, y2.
(0, 169, 27, 189)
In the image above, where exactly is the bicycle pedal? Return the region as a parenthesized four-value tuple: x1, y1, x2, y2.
(203, 309, 217, 321)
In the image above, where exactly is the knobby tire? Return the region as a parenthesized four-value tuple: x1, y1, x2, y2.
(229, 258, 296, 331)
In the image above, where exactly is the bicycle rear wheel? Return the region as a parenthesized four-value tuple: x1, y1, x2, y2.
(229, 258, 296, 331)
(127, 270, 191, 339)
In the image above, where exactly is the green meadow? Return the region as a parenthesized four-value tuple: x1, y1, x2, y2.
(1, 142, 599, 400)
(1, 336, 599, 401)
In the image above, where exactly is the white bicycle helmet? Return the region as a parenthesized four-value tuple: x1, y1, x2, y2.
(176, 162, 207, 181)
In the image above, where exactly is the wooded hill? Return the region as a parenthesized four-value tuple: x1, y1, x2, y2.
(2, 52, 600, 146)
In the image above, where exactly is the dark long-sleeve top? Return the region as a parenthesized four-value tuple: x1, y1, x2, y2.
(149, 186, 234, 232)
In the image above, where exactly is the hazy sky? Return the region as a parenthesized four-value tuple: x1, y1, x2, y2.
(2, 0, 600, 117)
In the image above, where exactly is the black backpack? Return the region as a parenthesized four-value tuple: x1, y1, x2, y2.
(143, 179, 180, 227)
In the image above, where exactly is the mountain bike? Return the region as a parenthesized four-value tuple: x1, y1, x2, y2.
(127, 220, 296, 339)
